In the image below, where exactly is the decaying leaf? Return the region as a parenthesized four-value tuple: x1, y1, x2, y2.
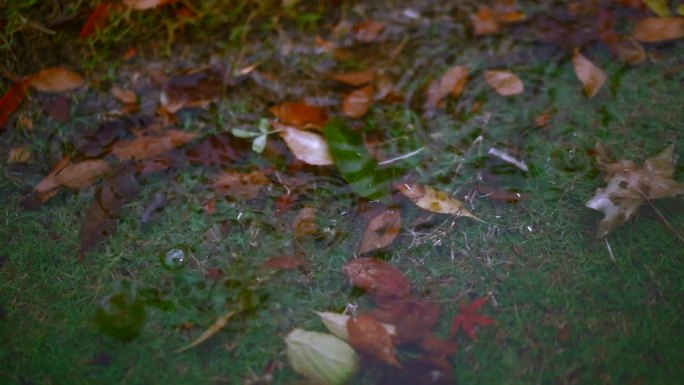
(471, 6, 500, 35)
(285, 329, 359, 385)
(331, 70, 375, 86)
(7, 146, 32, 164)
(614, 37, 646, 65)
(586, 144, 684, 237)
(370, 297, 441, 343)
(111, 130, 197, 160)
(34, 157, 112, 202)
(347, 314, 400, 367)
(424, 66, 469, 112)
(358, 208, 401, 255)
(212, 169, 269, 200)
(29, 68, 86, 93)
(353, 20, 385, 43)
(572, 49, 607, 98)
(342, 84, 375, 118)
(395, 182, 480, 221)
(293, 207, 318, 238)
(263, 256, 309, 271)
(342, 258, 411, 299)
(176, 311, 236, 352)
(317, 311, 395, 341)
(632, 17, 684, 42)
(485, 70, 524, 96)
(276, 123, 334, 166)
(270, 102, 328, 130)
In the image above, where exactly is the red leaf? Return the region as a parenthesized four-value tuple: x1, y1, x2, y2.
(449, 296, 495, 340)
(342, 258, 411, 299)
(80, 2, 112, 39)
(347, 314, 400, 366)
(371, 297, 440, 343)
(0, 80, 29, 129)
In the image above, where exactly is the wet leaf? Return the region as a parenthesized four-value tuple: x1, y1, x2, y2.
(7, 146, 32, 164)
(34, 157, 112, 203)
(276, 122, 334, 166)
(264, 256, 309, 271)
(323, 119, 392, 201)
(449, 296, 495, 340)
(29, 68, 85, 93)
(586, 144, 684, 237)
(285, 329, 359, 385)
(111, 129, 197, 160)
(484, 70, 524, 96)
(633, 17, 684, 42)
(331, 70, 375, 86)
(395, 182, 480, 220)
(342, 258, 411, 299)
(572, 49, 607, 99)
(270, 102, 328, 130)
(342, 84, 375, 118)
(317, 311, 395, 341)
(347, 314, 400, 367)
(472, 6, 500, 35)
(424, 66, 469, 112)
(176, 311, 236, 352)
(358, 208, 401, 255)
(371, 298, 440, 343)
(293, 207, 318, 238)
(212, 169, 269, 200)
(353, 20, 385, 43)
(80, 2, 112, 39)
(0, 80, 28, 129)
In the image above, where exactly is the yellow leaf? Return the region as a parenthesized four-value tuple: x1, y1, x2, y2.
(395, 182, 481, 221)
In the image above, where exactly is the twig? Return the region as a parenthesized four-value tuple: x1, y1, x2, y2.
(378, 147, 424, 165)
(604, 237, 616, 263)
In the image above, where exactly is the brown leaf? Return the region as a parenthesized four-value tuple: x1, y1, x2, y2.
(371, 297, 441, 343)
(633, 17, 684, 42)
(111, 130, 197, 160)
(484, 70, 524, 96)
(7, 145, 32, 164)
(111, 86, 138, 104)
(572, 49, 607, 98)
(212, 169, 269, 200)
(419, 333, 458, 356)
(473, 185, 528, 202)
(29, 68, 85, 93)
(186, 133, 247, 167)
(614, 37, 646, 65)
(472, 6, 500, 35)
(160, 70, 222, 113)
(275, 122, 334, 166)
(358, 208, 401, 255)
(586, 145, 684, 237)
(34, 157, 112, 203)
(41, 95, 71, 122)
(347, 315, 400, 367)
(263, 256, 310, 271)
(424, 66, 469, 111)
(342, 258, 411, 299)
(342, 84, 375, 118)
(331, 70, 376, 86)
(395, 182, 480, 220)
(270, 102, 328, 130)
(123, 0, 175, 11)
(293, 207, 317, 238)
(353, 20, 385, 43)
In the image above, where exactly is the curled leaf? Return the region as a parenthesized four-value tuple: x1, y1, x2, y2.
(285, 329, 359, 385)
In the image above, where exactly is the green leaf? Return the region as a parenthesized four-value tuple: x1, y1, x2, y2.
(231, 128, 258, 138)
(252, 135, 267, 153)
(323, 119, 392, 201)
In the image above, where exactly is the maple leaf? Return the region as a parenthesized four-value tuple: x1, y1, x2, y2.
(449, 297, 495, 340)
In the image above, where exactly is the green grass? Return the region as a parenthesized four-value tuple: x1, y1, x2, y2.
(2, 1, 684, 384)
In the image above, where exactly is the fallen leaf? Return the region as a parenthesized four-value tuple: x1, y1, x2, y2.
(424, 66, 469, 112)
(29, 68, 86, 93)
(633, 17, 684, 42)
(484, 70, 524, 96)
(473, 185, 528, 202)
(643, 0, 672, 17)
(186, 133, 248, 167)
(378, 358, 454, 385)
(160, 70, 222, 113)
(586, 144, 684, 237)
(123, 0, 175, 10)
(353, 20, 385, 42)
(212, 169, 269, 200)
(276, 122, 334, 166)
(342, 84, 375, 118)
(342, 258, 411, 299)
(472, 6, 500, 35)
(347, 315, 400, 367)
(34, 157, 112, 203)
(331, 70, 375, 86)
(7, 146, 32, 164)
(358, 208, 401, 255)
(80, 2, 112, 39)
(41, 95, 71, 122)
(449, 297, 495, 340)
(370, 297, 441, 343)
(493, 0, 526, 24)
(293, 207, 318, 238)
(111, 86, 137, 104)
(75, 119, 130, 158)
(0, 80, 29, 129)
(270, 102, 328, 130)
(264, 256, 309, 271)
(614, 36, 646, 65)
(176, 311, 236, 352)
(572, 48, 607, 98)
(419, 333, 458, 356)
(285, 329, 359, 385)
(395, 182, 480, 221)
(317, 311, 395, 341)
(111, 130, 197, 160)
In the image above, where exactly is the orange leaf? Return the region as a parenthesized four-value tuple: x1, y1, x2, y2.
(633, 17, 684, 42)
(331, 70, 375, 86)
(358, 208, 401, 255)
(484, 70, 524, 96)
(342, 84, 375, 118)
(29, 68, 86, 93)
(424, 66, 469, 111)
(34, 157, 112, 202)
(79, 2, 112, 39)
(342, 258, 411, 299)
(572, 49, 607, 98)
(212, 170, 268, 200)
(0, 80, 28, 129)
(111, 130, 197, 160)
(270, 102, 328, 130)
(471, 6, 500, 35)
(347, 315, 400, 367)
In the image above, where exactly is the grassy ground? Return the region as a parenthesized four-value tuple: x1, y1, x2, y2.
(2, 1, 684, 384)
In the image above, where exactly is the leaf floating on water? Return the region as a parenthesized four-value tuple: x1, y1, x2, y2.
(586, 144, 684, 237)
(572, 49, 607, 98)
(176, 310, 236, 353)
(632, 17, 684, 42)
(29, 67, 86, 93)
(358, 208, 401, 255)
(342, 258, 411, 299)
(285, 329, 359, 385)
(347, 314, 401, 367)
(395, 182, 481, 221)
(484, 70, 524, 96)
(276, 122, 334, 166)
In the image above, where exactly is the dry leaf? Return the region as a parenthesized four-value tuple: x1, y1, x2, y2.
(633, 17, 684, 42)
(353, 20, 385, 42)
(123, 0, 175, 10)
(270, 102, 328, 130)
(331, 70, 375, 86)
(111, 130, 197, 160)
(317, 312, 395, 341)
(264, 256, 309, 270)
(212, 170, 269, 200)
(370, 297, 441, 343)
(395, 182, 480, 220)
(111, 86, 138, 104)
(472, 6, 500, 35)
(342, 258, 411, 299)
(572, 49, 607, 98)
(0, 80, 29, 129)
(358, 208, 401, 255)
(484, 70, 524, 96)
(34, 157, 112, 202)
(342, 84, 375, 118)
(614, 37, 646, 65)
(276, 122, 334, 166)
(7, 145, 32, 164)
(586, 145, 684, 237)
(424, 66, 469, 111)
(293, 207, 318, 238)
(176, 311, 236, 352)
(347, 315, 400, 367)
(29, 68, 85, 93)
